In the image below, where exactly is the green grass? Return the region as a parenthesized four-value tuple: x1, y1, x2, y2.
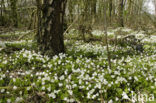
(147, 101, 156, 103)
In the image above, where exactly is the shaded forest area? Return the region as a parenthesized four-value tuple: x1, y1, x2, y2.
(0, 0, 156, 103)
(1, 0, 156, 32)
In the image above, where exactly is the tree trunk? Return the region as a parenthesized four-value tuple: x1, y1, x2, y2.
(91, 0, 97, 25)
(154, 0, 156, 16)
(10, 0, 18, 27)
(109, 0, 113, 25)
(118, 0, 124, 27)
(37, 0, 66, 56)
(0, 0, 4, 26)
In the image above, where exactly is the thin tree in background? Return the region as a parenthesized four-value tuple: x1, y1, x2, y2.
(0, 0, 5, 26)
(118, 0, 124, 27)
(10, 0, 18, 27)
(103, 0, 112, 70)
(109, 0, 113, 25)
(154, 0, 156, 16)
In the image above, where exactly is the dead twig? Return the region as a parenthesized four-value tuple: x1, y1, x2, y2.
(17, 29, 36, 40)
(63, 16, 79, 35)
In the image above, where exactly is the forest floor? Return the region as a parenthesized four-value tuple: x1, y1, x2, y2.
(0, 28, 156, 103)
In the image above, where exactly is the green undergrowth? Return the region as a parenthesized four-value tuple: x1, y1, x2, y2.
(0, 28, 156, 103)
(0, 40, 156, 103)
(0, 30, 35, 41)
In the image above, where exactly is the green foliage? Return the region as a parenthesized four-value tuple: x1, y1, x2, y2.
(0, 29, 156, 102)
(0, 41, 156, 102)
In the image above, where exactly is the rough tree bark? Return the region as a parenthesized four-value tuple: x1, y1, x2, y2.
(118, 0, 124, 27)
(10, 0, 18, 27)
(109, 0, 113, 25)
(37, 0, 66, 56)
